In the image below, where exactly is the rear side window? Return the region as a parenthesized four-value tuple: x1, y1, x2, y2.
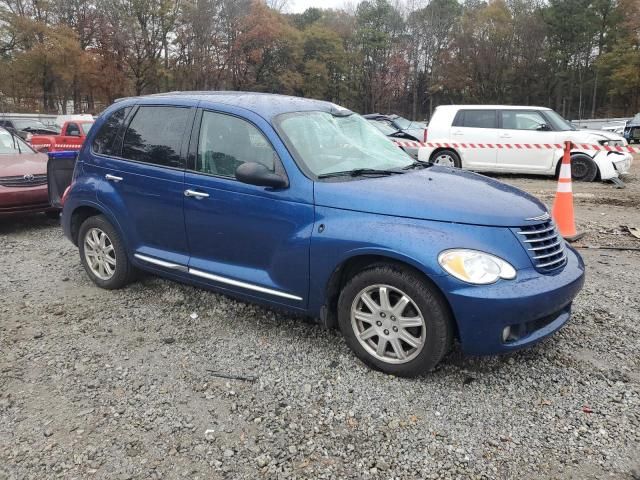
(122, 106, 190, 168)
(195, 111, 276, 177)
(454, 110, 497, 129)
(92, 107, 131, 155)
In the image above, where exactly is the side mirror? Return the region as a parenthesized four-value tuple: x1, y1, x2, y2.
(235, 162, 288, 189)
(536, 123, 551, 131)
(68, 130, 81, 137)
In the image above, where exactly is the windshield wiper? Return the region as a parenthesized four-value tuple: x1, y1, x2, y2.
(317, 168, 405, 179)
(402, 161, 433, 170)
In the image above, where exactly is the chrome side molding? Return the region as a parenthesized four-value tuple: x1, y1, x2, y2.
(133, 253, 302, 301)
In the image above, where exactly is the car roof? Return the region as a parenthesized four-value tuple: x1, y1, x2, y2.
(436, 105, 551, 111)
(124, 91, 345, 121)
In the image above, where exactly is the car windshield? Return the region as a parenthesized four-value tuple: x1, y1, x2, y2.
(276, 111, 413, 177)
(392, 116, 412, 129)
(631, 113, 640, 124)
(80, 122, 95, 135)
(544, 110, 576, 131)
(368, 120, 397, 135)
(12, 119, 53, 130)
(0, 129, 36, 154)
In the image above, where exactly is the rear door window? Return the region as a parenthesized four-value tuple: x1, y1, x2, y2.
(92, 107, 132, 155)
(454, 110, 497, 128)
(122, 106, 191, 168)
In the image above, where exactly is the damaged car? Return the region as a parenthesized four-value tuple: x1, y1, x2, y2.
(48, 92, 585, 377)
(420, 105, 632, 183)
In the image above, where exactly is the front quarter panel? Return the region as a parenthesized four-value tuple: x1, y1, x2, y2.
(307, 207, 533, 316)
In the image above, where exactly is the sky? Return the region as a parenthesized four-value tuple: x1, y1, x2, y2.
(288, 0, 355, 13)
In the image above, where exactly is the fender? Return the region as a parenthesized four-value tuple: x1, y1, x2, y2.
(564, 150, 619, 181)
(63, 195, 130, 256)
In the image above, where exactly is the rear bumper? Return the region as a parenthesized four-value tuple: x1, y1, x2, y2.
(435, 246, 585, 355)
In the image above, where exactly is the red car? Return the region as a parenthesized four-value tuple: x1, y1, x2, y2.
(0, 127, 58, 217)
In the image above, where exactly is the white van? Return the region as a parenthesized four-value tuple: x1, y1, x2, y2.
(420, 105, 632, 182)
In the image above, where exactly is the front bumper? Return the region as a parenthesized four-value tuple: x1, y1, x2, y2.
(0, 185, 55, 217)
(435, 245, 585, 355)
(610, 152, 632, 175)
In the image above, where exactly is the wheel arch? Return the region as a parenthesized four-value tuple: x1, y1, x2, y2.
(428, 147, 462, 166)
(554, 151, 604, 181)
(68, 202, 128, 249)
(321, 253, 457, 339)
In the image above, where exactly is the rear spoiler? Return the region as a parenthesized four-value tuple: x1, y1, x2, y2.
(47, 151, 78, 208)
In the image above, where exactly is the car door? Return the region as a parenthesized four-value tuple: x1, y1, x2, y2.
(496, 110, 556, 172)
(60, 122, 83, 150)
(89, 103, 196, 267)
(450, 109, 498, 170)
(183, 108, 314, 309)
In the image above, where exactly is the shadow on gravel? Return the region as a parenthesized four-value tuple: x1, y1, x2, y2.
(0, 213, 60, 235)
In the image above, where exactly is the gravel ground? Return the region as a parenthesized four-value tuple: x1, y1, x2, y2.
(1, 160, 640, 479)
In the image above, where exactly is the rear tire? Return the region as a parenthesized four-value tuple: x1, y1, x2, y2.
(337, 264, 453, 377)
(430, 149, 461, 168)
(78, 215, 135, 289)
(570, 153, 598, 182)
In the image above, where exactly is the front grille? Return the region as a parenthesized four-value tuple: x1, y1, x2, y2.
(516, 220, 567, 272)
(0, 174, 48, 187)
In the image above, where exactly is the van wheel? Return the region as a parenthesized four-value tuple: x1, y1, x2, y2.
(570, 154, 598, 182)
(338, 265, 453, 377)
(430, 149, 461, 168)
(78, 215, 135, 289)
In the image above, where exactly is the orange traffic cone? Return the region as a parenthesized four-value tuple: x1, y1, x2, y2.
(552, 141, 585, 242)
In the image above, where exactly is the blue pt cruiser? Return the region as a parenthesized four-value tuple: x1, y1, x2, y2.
(49, 92, 585, 377)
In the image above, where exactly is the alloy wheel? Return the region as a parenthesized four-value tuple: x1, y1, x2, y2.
(433, 154, 456, 167)
(350, 284, 427, 364)
(83, 227, 116, 280)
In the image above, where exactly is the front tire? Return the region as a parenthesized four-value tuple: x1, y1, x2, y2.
(78, 215, 135, 289)
(570, 153, 598, 182)
(430, 149, 461, 168)
(338, 265, 453, 377)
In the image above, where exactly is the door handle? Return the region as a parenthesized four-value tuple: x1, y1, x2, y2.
(184, 189, 209, 199)
(499, 133, 512, 138)
(105, 174, 123, 182)
(451, 130, 464, 136)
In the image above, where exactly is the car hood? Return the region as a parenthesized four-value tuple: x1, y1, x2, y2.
(0, 152, 48, 176)
(566, 129, 624, 142)
(314, 166, 548, 227)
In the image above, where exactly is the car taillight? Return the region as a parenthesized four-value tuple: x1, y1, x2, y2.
(423, 128, 428, 142)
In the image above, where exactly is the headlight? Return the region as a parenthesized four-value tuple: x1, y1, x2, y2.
(438, 249, 516, 284)
(599, 140, 610, 146)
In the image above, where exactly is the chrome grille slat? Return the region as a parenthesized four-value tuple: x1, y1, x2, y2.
(517, 225, 555, 235)
(532, 250, 563, 260)
(516, 219, 567, 272)
(0, 174, 48, 187)
(537, 252, 567, 268)
(522, 232, 557, 243)
(528, 239, 562, 251)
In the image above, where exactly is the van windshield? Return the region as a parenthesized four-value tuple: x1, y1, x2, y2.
(544, 110, 576, 131)
(276, 112, 412, 177)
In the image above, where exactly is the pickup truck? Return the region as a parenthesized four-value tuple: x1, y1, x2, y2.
(29, 120, 94, 153)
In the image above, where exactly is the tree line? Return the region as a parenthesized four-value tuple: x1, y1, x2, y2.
(0, 0, 638, 120)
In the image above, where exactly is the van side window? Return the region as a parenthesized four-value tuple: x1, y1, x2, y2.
(500, 111, 548, 130)
(92, 107, 132, 155)
(195, 111, 276, 178)
(122, 106, 190, 168)
(455, 110, 497, 129)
